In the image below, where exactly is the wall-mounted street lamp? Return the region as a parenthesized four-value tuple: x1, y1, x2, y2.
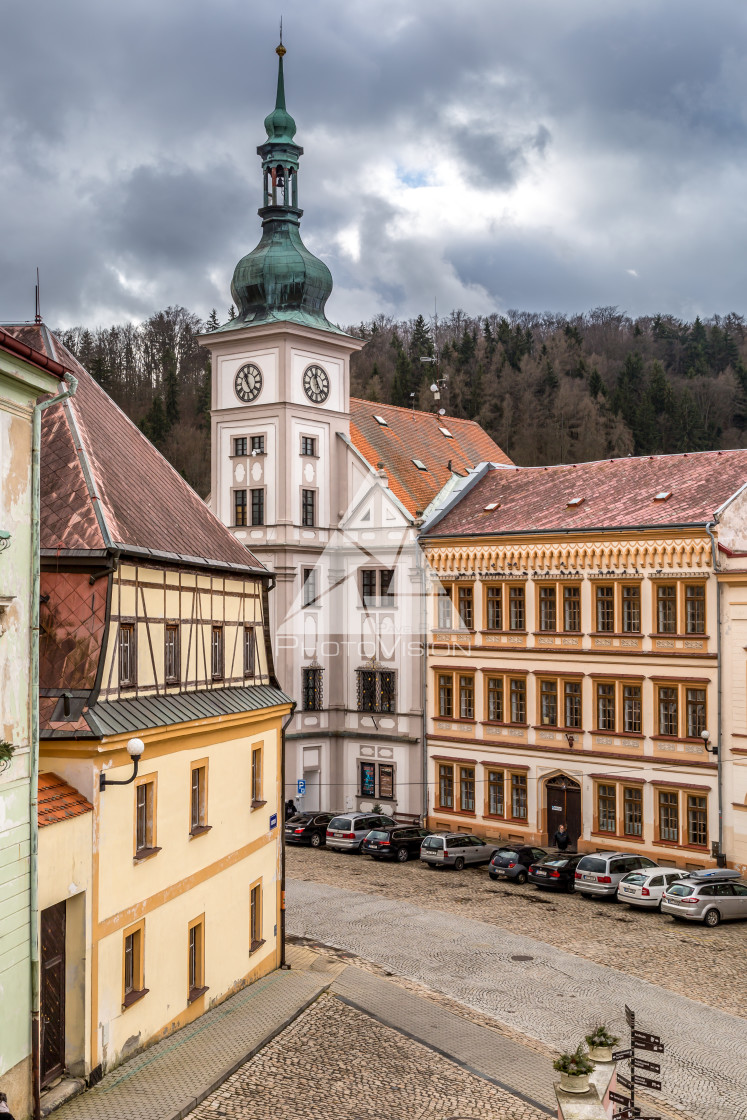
(700, 729, 718, 755)
(99, 737, 145, 792)
(565, 733, 575, 750)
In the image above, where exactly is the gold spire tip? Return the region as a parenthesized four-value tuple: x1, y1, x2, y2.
(276, 43, 286, 56)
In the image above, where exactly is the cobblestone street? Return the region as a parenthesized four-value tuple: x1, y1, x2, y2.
(287, 845, 747, 1017)
(287, 875, 747, 1120)
(191, 995, 548, 1120)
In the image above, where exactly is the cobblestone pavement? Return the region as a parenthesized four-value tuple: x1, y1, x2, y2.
(287, 845, 747, 1018)
(190, 994, 549, 1120)
(288, 878, 747, 1120)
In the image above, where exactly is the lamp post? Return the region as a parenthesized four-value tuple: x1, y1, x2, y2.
(99, 737, 145, 792)
(700, 729, 726, 867)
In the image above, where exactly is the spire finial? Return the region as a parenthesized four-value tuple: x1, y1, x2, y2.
(276, 17, 286, 58)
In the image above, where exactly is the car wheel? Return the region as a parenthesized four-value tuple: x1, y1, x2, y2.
(515, 871, 527, 885)
(454, 857, 465, 871)
(396, 847, 409, 863)
(565, 879, 575, 893)
(310, 832, 322, 848)
(704, 908, 721, 928)
(578, 892, 592, 899)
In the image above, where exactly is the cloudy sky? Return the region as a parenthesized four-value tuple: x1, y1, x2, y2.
(3, 0, 747, 329)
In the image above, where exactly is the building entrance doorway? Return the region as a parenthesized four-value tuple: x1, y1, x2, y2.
(545, 775, 581, 849)
(302, 769, 320, 812)
(40, 900, 66, 1086)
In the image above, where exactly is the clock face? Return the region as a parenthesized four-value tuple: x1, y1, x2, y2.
(303, 364, 330, 404)
(234, 363, 263, 403)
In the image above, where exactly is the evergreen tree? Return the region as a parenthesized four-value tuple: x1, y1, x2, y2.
(163, 346, 180, 426)
(227, 304, 236, 321)
(140, 395, 169, 446)
(205, 308, 220, 332)
(588, 367, 604, 399)
(409, 314, 433, 359)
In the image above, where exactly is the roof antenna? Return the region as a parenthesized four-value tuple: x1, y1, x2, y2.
(279, 16, 283, 46)
(34, 267, 42, 324)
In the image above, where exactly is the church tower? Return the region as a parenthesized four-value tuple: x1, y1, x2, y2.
(200, 41, 366, 715)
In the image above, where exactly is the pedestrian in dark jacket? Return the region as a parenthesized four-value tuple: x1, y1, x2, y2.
(0, 1092, 16, 1120)
(285, 799, 297, 819)
(553, 823, 571, 851)
(517, 845, 535, 868)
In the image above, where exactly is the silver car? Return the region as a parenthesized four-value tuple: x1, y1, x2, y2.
(574, 852, 659, 898)
(617, 867, 688, 909)
(661, 868, 747, 927)
(420, 833, 502, 870)
(325, 812, 396, 852)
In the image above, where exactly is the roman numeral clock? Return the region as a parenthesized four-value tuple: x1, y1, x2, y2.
(234, 362, 263, 403)
(303, 364, 330, 404)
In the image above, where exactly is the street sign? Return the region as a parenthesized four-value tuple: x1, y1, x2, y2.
(617, 1072, 633, 1090)
(297, 778, 306, 796)
(632, 1057, 660, 1074)
(633, 1075, 662, 1091)
(632, 1034, 664, 1054)
(613, 1109, 638, 1120)
(609, 1091, 631, 1106)
(613, 1048, 633, 1061)
(625, 1004, 636, 1027)
(269, 813, 277, 830)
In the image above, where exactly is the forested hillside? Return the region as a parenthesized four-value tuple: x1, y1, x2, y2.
(58, 305, 747, 498)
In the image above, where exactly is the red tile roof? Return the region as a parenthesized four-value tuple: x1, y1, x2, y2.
(38, 772, 92, 828)
(4, 324, 264, 573)
(425, 450, 747, 538)
(349, 399, 511, 517)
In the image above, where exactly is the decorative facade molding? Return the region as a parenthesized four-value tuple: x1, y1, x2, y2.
(425, 537, 712, 576)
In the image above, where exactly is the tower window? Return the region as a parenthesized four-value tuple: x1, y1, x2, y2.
(234, 437, 247, 457)
(302, 489, 316, 527)
(251, 489, 265, 526)
(301, 436, 316, 456)
(234, 489, 247, 527)
(251, 435, 265, 454)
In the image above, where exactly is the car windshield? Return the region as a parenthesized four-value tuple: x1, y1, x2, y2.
(622, 873, 647, 885)
(577, 857, 607, 872)
(422, 836, 444, 849)
(667, 883, 695, 897)
(497, 849, 518, 859)
(367, 831, 388, 840)
(328, 817, 351, 830)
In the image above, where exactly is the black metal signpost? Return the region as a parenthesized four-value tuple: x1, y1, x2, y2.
(609, 1006, 665, 1120)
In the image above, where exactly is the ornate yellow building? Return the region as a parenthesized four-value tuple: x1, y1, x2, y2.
(422, 452, 747, 873)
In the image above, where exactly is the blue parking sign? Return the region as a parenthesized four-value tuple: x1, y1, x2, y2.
(297, 779, 306, 796)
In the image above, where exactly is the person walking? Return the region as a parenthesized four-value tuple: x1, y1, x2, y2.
(285, 798, 297, 819)
(552, 822, 571, 851)
(0, 1092, 17, 1120)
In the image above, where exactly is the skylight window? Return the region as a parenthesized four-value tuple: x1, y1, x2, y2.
(484, 501, 499, 511)
(439, 426, 453, 438)
(374, 415, 388, 426)
(566, 497, 584, 508)
(412, 459, 427, 471)
(654, 490, 672, 501)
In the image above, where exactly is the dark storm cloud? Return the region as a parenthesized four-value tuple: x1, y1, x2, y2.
(2, 0, 747, 326)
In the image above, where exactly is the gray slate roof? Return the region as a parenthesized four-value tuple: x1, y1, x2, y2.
(84, 684, 291, 737)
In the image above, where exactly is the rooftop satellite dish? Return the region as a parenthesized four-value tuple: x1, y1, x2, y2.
(438, 408, 446, 415)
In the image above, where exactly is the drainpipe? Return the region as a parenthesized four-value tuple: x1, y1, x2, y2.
(30, 373, 77, 1119)
(415, 524, 428, 825)
(279, 701, 296, 969)
(705, 521, 725, 866)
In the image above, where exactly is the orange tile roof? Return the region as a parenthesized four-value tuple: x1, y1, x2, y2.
(349, 399, 511, 517)
(424, 449, 747, 538)
(38, 772, 92, 828)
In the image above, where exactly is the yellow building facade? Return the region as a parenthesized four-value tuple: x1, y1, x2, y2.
(8, 323, 292, 1095)
(422, 453, 747, 875)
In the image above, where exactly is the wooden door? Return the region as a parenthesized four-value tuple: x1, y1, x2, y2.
(545, 776, 582, 849)
(41, 901, 66, 1086)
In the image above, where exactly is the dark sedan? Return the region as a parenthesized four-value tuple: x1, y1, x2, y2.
(362, 825, 431, 863)
(528, 852, 583, 891)
(488, 845, 547, 884)
(285, 812, 337, 847)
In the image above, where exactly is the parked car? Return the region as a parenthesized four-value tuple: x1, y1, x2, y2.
(488, 845, 548, 885)
(528, 852, 584, 891)
(660, 868, 747, 926)
(617, 867, 688, 909)
(574, 852, 659, 898)
(362, 825, 431, 862)
(326, 812, 396, 852)
(420, 833, 503, 870)
(285, 812, 338, 847)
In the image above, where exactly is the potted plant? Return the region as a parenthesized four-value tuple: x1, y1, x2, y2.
(0, 741, 14, 775)
(553, 1045, 595, 1093)
(585, 1025, 620, 1063)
